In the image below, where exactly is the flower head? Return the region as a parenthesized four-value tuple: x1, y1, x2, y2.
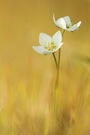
(53, 14, 81, 32)
(32, 31, 63, 55)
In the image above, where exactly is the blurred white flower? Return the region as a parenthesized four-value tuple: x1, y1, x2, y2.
(53, 14, 81, 32)
(32, 31, 63, 54)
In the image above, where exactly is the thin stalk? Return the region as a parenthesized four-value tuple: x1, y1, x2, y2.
(52, 53, 58, 69)
(62, 30, 65, 37)
(58, 30, 65, 69)
(53, 30, 65, 117)
(58, 49, 61, 71)
(56, 30, 65, 89)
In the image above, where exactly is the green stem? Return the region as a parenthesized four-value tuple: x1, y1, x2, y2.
(58, 49, 61, 71)
(54, 48, 61, 90)
(52, 53, 58, 69)
(53, 30, 65, 115)
(56, 30, 65, 89)
(62, 30, 65, 37)
(58, 30, 65, 69)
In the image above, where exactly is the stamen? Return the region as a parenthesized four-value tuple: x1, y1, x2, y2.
(45, 42, 56, 51)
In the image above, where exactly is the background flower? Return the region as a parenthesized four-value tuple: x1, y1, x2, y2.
(53, 14, 81, 32)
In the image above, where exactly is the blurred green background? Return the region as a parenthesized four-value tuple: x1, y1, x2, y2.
(0, 0, 90, 135)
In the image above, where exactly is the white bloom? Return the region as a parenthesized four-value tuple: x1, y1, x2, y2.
(53, 14, 81, 32)
(32, 31, 63, 54)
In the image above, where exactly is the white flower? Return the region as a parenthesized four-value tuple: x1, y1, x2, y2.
(32, 31, 63, 55)
(53, 14, 81, 32)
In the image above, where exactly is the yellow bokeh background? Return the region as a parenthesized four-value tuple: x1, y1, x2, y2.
(0, 0, 90, 134)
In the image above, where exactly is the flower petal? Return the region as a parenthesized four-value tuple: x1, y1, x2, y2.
(63, 16, 72, 27)
(67, 21, 81, 31)
(52, 31, 62, 46)
(32, 46, 48, 54)
(39, 33, 51, 47)
(53, 14, 57, 25)
(53, 14, 66, 29)
(56, 18, 66, 29)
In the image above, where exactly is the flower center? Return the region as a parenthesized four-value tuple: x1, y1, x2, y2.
(67, 26, 70, 28)
(45, 42, 56, 51)
(66, 23, 72, 28)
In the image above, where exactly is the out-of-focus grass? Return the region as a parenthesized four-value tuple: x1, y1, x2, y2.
(0, 0, 90, 135)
